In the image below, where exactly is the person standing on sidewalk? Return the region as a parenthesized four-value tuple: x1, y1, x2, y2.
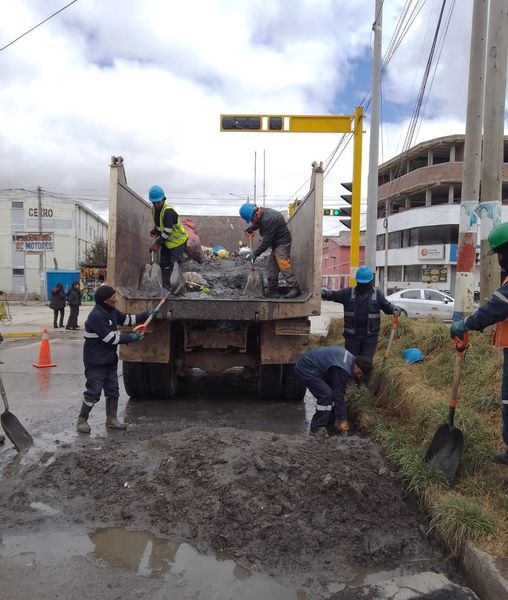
(76, 285, 156, 433)
(65, 280, 82, 330)
(321, 266, 402, 361)
(49, 282, 66, 328)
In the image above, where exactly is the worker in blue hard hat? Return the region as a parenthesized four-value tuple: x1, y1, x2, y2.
(239, 202, 301, 299)
(321, 265, 402, 361)
(148, 185, 189, 289)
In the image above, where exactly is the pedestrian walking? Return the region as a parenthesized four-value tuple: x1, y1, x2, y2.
(239, 203, 301, 299)
(49, 282, 66, 328)
(148, 185, 189, 289)
(450, 222, 508, 474)
(321, 266, 402, 361)
(65, 280, 82, 330)
(76, 285, 157, 433)
(295, 345, 372, 435)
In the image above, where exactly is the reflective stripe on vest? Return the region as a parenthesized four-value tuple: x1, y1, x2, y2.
(152, 202, 189, 250)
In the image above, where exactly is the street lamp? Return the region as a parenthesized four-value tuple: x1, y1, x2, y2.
(229, 192, 250, 203)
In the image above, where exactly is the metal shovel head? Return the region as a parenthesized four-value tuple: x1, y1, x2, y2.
(139, 262, 163, 295)
(169, 263, 186, 296)
(243, 268, 265, 297)
(425, 423, 464, 482)
(1, 411, 33, 452)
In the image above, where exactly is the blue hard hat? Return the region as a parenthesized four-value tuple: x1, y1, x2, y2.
(239, 203, 256, 223)
(402, 348, 425, 364)
(149, 185, 165, 203)
(355, 265, 374, 284)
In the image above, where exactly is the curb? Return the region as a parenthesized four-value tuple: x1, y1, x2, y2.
(462, 542, 508, 600)
(3, 332, 41, 338)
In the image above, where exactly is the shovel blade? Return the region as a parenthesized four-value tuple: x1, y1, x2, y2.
(139, 263, 163, 294)
(425, 424, 464, 482)
(1, 411, 33, 452)
(169, 263, 186, 296)
(243, 270, 265, 297)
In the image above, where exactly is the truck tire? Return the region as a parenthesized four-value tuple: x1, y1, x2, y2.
(258, 364, 283, 400)
(146, 362, 178, 398)
(282, 364, 306, 401)
(122, 361, 150, 399)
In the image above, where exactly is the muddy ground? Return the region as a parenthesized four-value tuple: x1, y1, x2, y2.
(0, 421, 461, 598)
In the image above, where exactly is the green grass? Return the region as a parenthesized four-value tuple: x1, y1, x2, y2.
(429, 494, 496, 557)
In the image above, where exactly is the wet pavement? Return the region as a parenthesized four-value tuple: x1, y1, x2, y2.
(0, 303, 479, 600)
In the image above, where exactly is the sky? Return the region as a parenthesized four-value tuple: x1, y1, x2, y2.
(0, 1, 488, 235)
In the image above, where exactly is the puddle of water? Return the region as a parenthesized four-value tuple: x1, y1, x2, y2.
(1, 527, 306, 599)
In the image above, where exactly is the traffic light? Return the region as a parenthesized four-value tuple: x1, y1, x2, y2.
(339, 182, 353, 229)
(221, 116, 261, 131)
(323, 208, 341, 216)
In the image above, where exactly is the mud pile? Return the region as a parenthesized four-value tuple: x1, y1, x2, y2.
(0, 426, 448, 590)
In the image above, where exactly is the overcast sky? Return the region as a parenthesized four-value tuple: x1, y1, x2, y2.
(0, 1, 488, 234)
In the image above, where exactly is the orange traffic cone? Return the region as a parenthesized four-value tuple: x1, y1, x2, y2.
(33, 328, 57, 368)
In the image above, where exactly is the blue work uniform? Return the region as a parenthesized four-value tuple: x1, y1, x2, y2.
(295, 346, 354, 432)
(82, 304, 149, 407)
(322, 286, 395, 360)
(464, 281, 508, 447)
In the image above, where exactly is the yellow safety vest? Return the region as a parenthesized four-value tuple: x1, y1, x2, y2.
(152, 202, 188, 250)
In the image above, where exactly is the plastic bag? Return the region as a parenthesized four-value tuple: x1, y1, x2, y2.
(182, 219, 204, 263)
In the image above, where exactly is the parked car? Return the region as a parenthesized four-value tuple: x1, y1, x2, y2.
(386, 288, 454, 320)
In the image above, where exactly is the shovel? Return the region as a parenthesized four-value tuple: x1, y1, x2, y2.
(0, 371, 33, 452)
(370, 312, 398, 395)
(242, 236, 265, 297)
(139, 249, 163, 294)
(169, 263, 186, 296)
(425, 333, 468, 482)
(132, 290, 172, 337)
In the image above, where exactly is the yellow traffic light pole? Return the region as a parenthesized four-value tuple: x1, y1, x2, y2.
(220, 109, 363, 286)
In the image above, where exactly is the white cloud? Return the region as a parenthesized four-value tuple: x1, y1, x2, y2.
(0, 0, 501, 233)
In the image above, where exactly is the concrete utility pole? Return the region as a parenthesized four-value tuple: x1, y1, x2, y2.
(479, 0, 508, 302)
(253, 151, 257, 205)
(37, 186, 44, 299)
(365, 0, 382, 273)
(453, 0, 488, 321)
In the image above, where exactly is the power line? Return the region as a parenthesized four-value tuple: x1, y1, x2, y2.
(0, 0, 79, 53)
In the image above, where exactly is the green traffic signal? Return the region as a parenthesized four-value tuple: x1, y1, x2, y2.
(323, 208, 341, 216)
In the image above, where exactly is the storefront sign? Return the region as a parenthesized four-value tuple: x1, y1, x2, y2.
(422, 266, 448, 283)
(418, 245, 444, 260)
(15, 232, 54, 252)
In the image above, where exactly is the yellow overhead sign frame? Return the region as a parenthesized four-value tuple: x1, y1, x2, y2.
(220, 108, 364, 285)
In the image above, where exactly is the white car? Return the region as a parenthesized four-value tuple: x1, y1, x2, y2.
(386, 288, 454, 320)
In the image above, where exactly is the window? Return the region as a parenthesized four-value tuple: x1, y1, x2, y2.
(401, 290, 421, 299)
(404, 265, 423, 282)
(376, 234, 385, 250)
(424, 290, 446, 301)
(11, 201, 23, 208)
(387, 266, 402, 280)
(12, 268, 24, 275)
(388, 230, 402, 249)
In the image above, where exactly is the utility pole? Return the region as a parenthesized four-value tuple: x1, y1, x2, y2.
(253, 151, 257, 205)
(479, 0, 508, 302)
(365, 0, 382, 273)
(350, 106, 364, 285)
(37, 186, 44, 299)
(263, 150, 266, 208)
(453, 0, 488, 321)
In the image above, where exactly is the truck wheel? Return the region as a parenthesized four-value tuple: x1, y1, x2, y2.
(258, 364, 283, 400)
(146, 362, 178, 398)
(282, 364, 306, 401)
(123, 361, 150, 399)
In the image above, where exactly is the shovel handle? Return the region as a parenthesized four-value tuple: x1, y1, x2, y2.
(132, 295, 168, 336)
(448, 332, 468, 428)
(0, 372, 10, 413)
(382, 313, 399, 359)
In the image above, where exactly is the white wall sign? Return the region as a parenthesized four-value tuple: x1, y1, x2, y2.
(15, 232, 54, 252)
(418, 245, 444, 260)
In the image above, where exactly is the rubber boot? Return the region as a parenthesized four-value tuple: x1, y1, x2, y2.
(491, 447, 508, 465)
(0, 432, 5, 444)
(76, 401, 93, 434)
(105, 397, 126, 430)
(285, 287, 302, 300)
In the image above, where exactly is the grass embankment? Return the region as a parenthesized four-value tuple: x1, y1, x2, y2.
(311, 317, 507, 562)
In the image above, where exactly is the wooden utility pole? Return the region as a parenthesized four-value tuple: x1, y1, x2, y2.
(479, 0, 508, 302)
(454, 0, 488, 320)
(38, 186, 44, 299)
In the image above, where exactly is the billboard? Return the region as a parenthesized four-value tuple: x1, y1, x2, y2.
(15, 232, 54, 252)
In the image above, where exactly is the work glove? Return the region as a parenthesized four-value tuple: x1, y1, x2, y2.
(321, 287, 330, 300)
(245, 252, 256, 263)
(149, 308, 159, 318)
(127, 331, 144, 343)
(150, 242, 160, 253)
(392, 305, 403, 316)
(450, 319, 468, 340)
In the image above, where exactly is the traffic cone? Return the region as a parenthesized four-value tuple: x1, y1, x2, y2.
(33, 328, 57, 368)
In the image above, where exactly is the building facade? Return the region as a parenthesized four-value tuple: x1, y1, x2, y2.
(0, 189, 108, 299)
(375, 135, 508, 294)
(322, 231, 365, 289)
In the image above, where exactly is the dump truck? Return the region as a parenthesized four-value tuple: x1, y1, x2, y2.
(107, 156, 323, 400)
